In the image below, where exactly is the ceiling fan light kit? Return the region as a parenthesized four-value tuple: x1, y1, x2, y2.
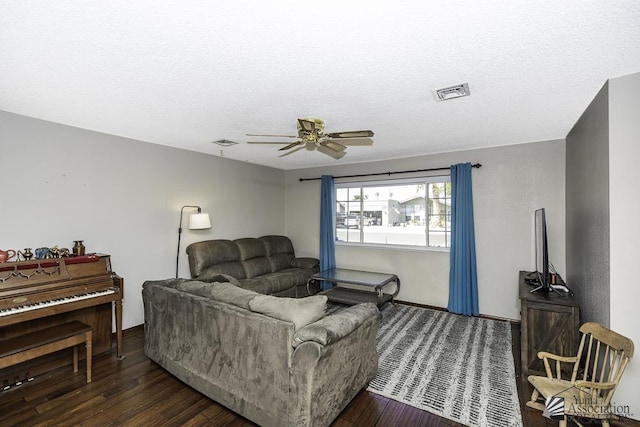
(432, 82, 470, 102)
(211, 139, 239, 147)
(247, 117, 374, 160)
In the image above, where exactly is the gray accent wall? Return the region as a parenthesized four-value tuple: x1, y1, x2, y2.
(565, 73, 640, 412)
(565, 83, 610, 326)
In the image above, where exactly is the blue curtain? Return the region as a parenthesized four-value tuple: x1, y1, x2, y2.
(319, 175, 336, 290)
(448, 162, 479, 316)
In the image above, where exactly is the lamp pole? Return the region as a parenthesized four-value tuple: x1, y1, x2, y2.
(176, 205, 201, 278)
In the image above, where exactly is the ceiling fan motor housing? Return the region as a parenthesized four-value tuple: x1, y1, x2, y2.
(298, 117, 324, 131)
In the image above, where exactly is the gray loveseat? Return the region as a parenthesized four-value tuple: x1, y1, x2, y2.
(186, 235, 319, 297)
(143, 278, 381, 427)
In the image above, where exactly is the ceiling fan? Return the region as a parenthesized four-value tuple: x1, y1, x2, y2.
(247, 118, 374, 159)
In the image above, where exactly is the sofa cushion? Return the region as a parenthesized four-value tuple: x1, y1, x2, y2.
(249, 295, 328, 330)
(242, 258, 272, 279)
(175, 280, 218, 304)
(262, 269, 308, 294)
(198, 263, 246, 280)
(235, 238, 272, 278)
(291, 257, 319, 270)
(177, 280, 258, 310)
(235, 238, 266, 260)
(212, 282, 260, 310)
(266, 253, 294, 273)
(261, 235, 295, 272)
(239, 277, 274, 295)
(194, 271, 240, 286)
(260, 235, 295, 256)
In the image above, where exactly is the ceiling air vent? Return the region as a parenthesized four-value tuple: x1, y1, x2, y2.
(432, 83, 470, 102)
(212, 139, 238, 147)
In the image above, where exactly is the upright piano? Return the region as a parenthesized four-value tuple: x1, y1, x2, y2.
(0, 254, 123, 384)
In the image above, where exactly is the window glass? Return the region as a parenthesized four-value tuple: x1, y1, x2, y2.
(335, 177, 451, 249)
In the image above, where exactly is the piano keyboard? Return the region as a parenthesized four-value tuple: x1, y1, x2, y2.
(0, 288, 116, 317)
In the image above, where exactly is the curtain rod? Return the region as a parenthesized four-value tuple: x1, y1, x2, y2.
(298, 163, 482, 182)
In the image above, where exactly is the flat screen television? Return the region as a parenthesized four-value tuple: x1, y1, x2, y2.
(532, 207, 551, 293)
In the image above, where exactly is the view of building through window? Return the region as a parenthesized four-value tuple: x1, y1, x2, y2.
(335, 178, 451, 248)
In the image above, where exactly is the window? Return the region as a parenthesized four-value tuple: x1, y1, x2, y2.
(335, 177, 451, 249)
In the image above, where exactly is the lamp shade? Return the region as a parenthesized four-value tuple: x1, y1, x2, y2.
(189, 213, 211, 230)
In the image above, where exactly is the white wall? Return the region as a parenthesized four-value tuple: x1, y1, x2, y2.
(608, 72, 640, 416)
(0, 111, 285, 329)
(285, 140, 565, 320)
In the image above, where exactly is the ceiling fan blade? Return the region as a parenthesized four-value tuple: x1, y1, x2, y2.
(278, 141, 303, 151)
(278, 146, 305, 157)
(317, 145, 346, 159)
(246, 134, 298, 138)
(297, 118, 316, 133)
(326, 130, 374, 138)
(320, 140, 347, 152)
(328, 137, 373, 146)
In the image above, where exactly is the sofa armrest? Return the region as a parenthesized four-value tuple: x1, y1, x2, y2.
(290, 302, 380, 426)
(291, 257, 319, 270)
(292, 303, 380, 348)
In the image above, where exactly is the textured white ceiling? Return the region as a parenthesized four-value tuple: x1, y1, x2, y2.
(2, 1, 639, 170)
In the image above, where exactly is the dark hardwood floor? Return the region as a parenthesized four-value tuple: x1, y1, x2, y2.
(1, 324, 637, 426)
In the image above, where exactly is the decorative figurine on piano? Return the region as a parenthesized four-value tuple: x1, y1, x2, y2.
(72, 240, 86, 256)
(46, 246, 69, 258)
(34, 247, 49, 259)
(0, 249, 16, 263)
(18, 248, 33, 261)
(30, 246, 71, 260)
(48, 246, 60, 258)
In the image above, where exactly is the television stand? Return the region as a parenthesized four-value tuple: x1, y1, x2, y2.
(519, 271, 580, 377)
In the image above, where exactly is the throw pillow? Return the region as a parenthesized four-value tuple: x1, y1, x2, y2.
(176, 280, 213, 295)
(249, 295, 327, 330)
(209, 282, 259, 310)
(176, 280, 258, 310)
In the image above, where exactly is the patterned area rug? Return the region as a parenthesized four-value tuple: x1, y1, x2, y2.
(364, 304, 523, 427)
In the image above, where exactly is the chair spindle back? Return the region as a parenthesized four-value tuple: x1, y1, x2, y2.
(572, 322, 634, 406)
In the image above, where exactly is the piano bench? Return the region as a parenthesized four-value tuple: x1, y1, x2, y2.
(0, 321, 93, 384)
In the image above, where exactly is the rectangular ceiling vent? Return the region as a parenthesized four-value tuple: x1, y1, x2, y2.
(212, 139, 238, 147)
(432, 82, 470, 102)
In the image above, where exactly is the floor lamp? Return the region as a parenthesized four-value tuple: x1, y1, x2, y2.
(176, 205, 211, 278)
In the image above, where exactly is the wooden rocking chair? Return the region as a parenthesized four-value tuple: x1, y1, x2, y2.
(526, 322, 634, 427)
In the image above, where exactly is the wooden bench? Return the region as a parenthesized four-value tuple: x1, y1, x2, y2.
(0, 321, 93, 384)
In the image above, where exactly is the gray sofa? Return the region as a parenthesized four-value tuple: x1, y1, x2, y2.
(143, 278, 381, 427)
(186, 235, 319, 297)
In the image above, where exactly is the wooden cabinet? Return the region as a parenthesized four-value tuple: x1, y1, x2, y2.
(519, 271, 580, 377)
